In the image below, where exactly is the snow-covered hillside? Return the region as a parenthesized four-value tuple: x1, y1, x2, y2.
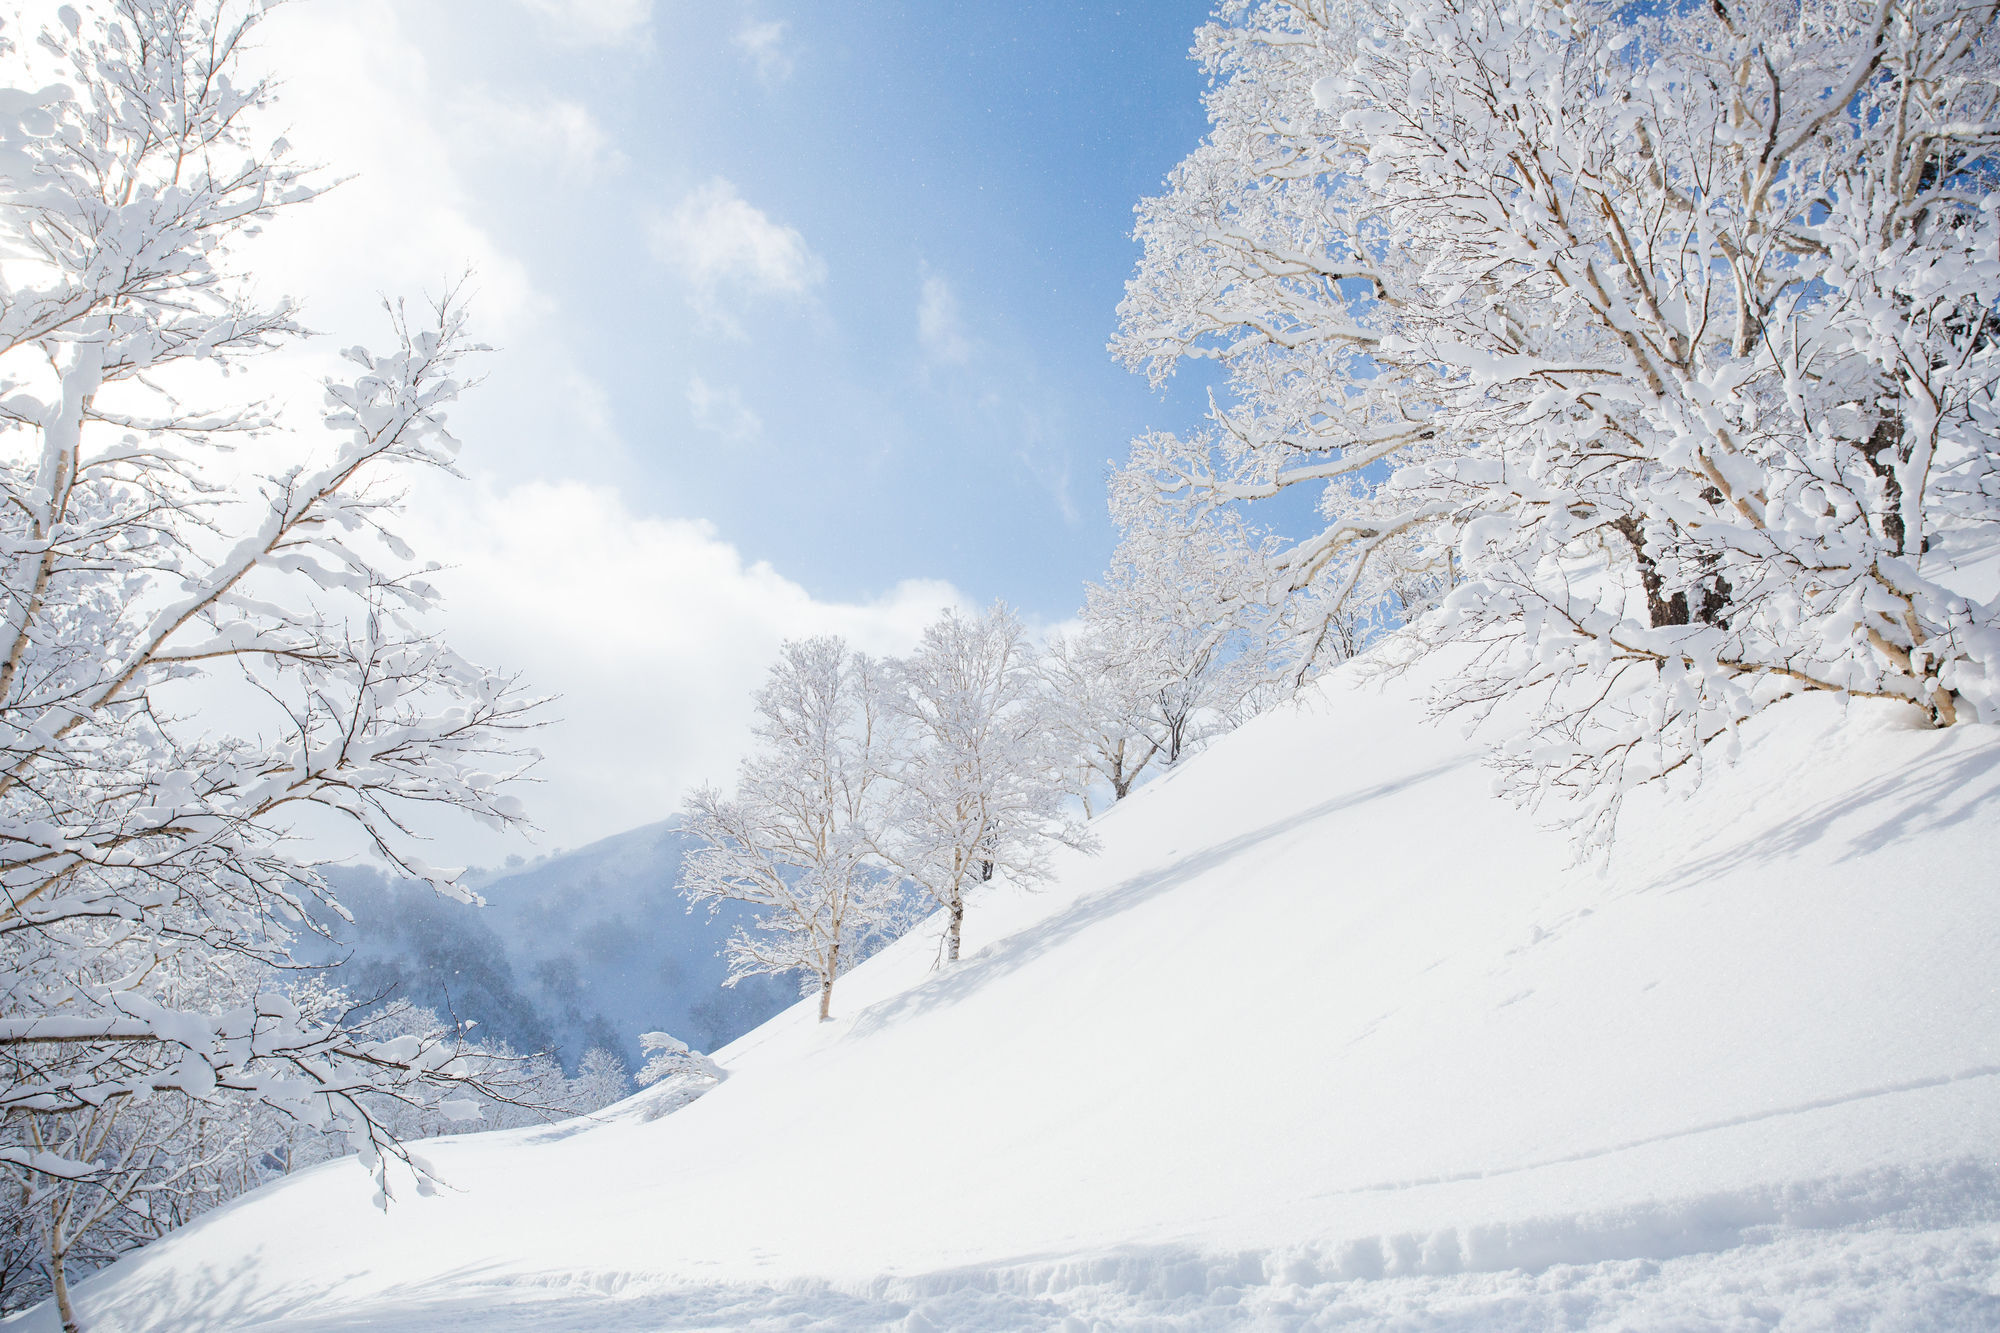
(24, 660, 2000, 1329)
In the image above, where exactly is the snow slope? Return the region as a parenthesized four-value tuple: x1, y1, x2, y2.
(21, 658, 2000, 1329)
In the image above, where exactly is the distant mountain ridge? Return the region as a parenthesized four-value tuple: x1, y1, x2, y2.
(309, 820, 795, 1071)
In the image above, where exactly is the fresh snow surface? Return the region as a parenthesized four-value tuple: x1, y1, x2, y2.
(21, 658, 2000, 1330)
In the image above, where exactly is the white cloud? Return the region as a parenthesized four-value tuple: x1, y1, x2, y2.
(650, 179, 825, 331)
(239, 3, 547, 342)
(918, 269, 973, 366)
(686, 377, 762, 442)
(514, 0, 653, 47)
(406, 479, 961, 862)
(12, 0, 968, 871)
(455, 92, 625, 185)
(210, 0, 644, 513)
(733, 19, 795, 83)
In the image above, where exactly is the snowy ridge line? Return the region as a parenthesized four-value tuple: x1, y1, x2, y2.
(485, 1069, 729, 1152)
(1314, 1064, 2000, 1200)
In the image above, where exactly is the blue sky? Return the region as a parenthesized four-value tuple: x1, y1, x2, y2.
(227, 0, 1227, 860)
(388, 0, 1218, 611)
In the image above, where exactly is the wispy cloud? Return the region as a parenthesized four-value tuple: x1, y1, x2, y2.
(918, 268, 973, 366)
(514, 0, 653, 47)
(650, 178, 824, 332)
(733, 19, 795, 84)
(455, 92, 624, 185)
(687, 376, 762, 442)
(1007, 398, 1080, 525)
(409, 479, 960, 859)
(914, 266, 1077, 526)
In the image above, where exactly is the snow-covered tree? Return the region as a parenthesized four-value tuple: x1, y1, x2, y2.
(878, 605, 1091, 963)
(1117, 0, 2000, 848)
(569, 1048, 630, 1115)
(0, 979, 627, 1318)
(1093, 507, 1276, 755)
(12, 1091, 209, 1322)
(679, 638, 904, 1020)
(0, 3, 544, 1318)
(1038, 628, 1160, 812)
(1044, 544, 1251, 811)
(1046, 503, 1299, 813)
(0, 984, 550, 1318)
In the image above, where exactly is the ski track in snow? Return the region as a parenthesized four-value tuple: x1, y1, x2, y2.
(17, 655, 2000, 1331)
(133, 1209, 2000, 1331)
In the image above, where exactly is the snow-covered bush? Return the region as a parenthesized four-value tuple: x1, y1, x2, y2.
(634, 1031, 722, 1088)
(631, 1031, 722, 1120)
(1116, 0, 2000, 848)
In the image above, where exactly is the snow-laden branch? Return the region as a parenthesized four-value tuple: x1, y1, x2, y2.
(1109, 0, 2000, 850)
(0, 5, 550, 1320)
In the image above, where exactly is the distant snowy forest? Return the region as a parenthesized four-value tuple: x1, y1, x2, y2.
(3, 0, 1997, 1324)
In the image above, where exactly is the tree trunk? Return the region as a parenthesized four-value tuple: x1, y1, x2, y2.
(51, 1244, 79, 1333)
(946, 895, 964, 963)
(1694, 573, 1732, 628)
(1610, 516, 1689, 628)
(1861, 410, 1907, 556)
(818, 941, 838, 1021)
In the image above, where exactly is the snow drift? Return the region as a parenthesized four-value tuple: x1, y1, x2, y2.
(20, 658, 2000, 1329)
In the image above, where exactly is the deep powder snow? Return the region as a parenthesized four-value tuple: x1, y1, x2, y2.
(20, 657, 2000, 1330)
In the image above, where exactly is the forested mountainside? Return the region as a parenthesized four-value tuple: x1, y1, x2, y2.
(308, 823, 795, 1072)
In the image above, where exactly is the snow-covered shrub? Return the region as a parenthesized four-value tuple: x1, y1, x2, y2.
(634, 1031, 722, 1089)
(631, 1032, 723, 1120)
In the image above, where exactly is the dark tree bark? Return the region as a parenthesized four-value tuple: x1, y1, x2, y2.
(1611, 516, 1689, 628)
(1860, 410, 1907, 556)
(1611, 515, 1733, 630)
